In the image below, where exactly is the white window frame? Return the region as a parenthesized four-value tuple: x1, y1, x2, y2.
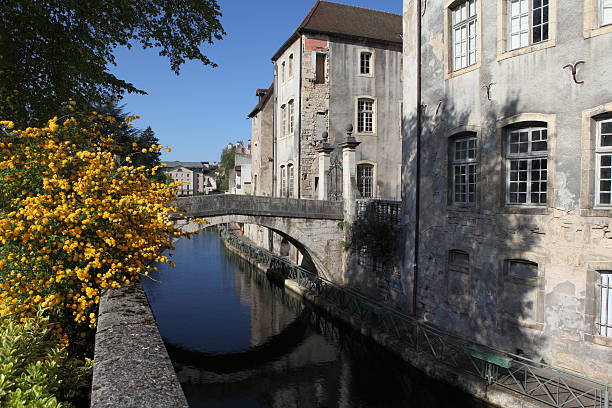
(287, 163, 294, 198)
(602, 0, 612, 26)
(281, 61, 286, 83)
(357, 163, 375, 198)
(280, 165, 287, 197)
(451, 0, 478, 71)
(451, 136, 478, 205)
(288, 99, 294, 135)
(595, 118, 612, 208)
(359, 51, 373, 76)
(505, 127, 549, 206)
(280, 104, 287, 137)
(288, 54, 294, 78)
(356, 97, 376, 134)
(596, 271, 612, 337)
(507, 0, 550, 51)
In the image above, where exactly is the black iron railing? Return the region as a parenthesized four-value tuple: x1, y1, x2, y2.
(220, 227, 611, 408)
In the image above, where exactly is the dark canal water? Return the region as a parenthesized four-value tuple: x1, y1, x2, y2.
(142, 230, 489, 408)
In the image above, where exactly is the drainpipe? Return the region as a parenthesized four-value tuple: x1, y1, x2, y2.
(273, 63, 278, 197)
(412, 0, 422, 317)
(297, 35, 304, 199)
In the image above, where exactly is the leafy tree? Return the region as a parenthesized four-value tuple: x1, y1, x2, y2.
(0, 0, 225, 126)
(0, 115, 185, 347)
(91, 100, 161, 170)
(216, 146, 235, 193)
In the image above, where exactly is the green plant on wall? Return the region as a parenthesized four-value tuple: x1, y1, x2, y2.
(346, 208, 399, 267)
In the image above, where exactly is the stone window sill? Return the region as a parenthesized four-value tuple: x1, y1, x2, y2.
(447, 205, 480, 213)
(580, 208, 612, 218)
(504, 317, 544, 331)
(584, 24, 612, 39)
(585, 333, 612, 347)
(446, 62, 480, 80)
(501, 206, 549, 216)
(356, 132, 377, 137)
(497, 40, 556, 62)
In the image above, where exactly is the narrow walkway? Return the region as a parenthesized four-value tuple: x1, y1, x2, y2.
(221, 228, 611, 408)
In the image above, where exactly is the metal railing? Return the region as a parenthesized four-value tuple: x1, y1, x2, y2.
(356, 199, 402, 226)
(220, 227, 611, 408)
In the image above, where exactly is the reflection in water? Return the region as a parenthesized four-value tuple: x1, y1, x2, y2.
(143, 231, 489, 408)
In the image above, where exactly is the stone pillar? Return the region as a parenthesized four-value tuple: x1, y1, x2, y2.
(316, 142, 334, 200)
(339, 126, 361, 221)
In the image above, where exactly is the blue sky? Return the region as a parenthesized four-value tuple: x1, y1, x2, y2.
(109, 0, 403, 162)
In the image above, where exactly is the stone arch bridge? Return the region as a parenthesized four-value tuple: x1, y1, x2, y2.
(171, 195, 346, 282)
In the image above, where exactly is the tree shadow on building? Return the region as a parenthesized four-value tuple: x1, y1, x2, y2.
(401, 93, 548, 360)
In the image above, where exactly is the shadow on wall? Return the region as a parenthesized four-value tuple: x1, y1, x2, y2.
(402, 94, 548, 358)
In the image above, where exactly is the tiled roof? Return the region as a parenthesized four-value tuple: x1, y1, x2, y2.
(272, 1, 402, 61)
(163, 161, 207, 170)
(248, 83, 274, 118)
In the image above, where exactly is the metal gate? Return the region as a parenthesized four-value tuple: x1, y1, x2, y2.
(327, 153, 343, 201)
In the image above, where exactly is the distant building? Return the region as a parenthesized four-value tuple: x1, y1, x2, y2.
(248, 84, 274, 196)
(228, 142, 253, 195)
(162, 161, 217, 196)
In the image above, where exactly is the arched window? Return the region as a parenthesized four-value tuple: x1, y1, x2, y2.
(288, 100, 294, 135)
(596, 118, 612, 207)
(505, 124, 548, 205)
(287, 163, 294, 198)
(357, 163, 374, 198)
(451, 134, 478, 205)
(280, 104, 287, 136)
(280, 165, 286, 197)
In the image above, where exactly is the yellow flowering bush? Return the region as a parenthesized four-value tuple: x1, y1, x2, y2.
(0, 114, 181, 346)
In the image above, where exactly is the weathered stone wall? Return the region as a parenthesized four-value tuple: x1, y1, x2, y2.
(300, 34, 331, 199)
(274, 39, 302, 197)
(402, 0, 612, 383)
(91, 285, 188, 408)
(329, 39, 403, 201)
(251, 91, 274, 196)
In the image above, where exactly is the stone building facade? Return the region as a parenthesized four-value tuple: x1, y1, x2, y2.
(163, 161, 216, 196)
(248, 85, 274, 197)
(402, 0, 612, 382)
(271, 1, 404, 201)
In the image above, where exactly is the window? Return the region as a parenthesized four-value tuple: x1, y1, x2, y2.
(602, 0, 612, 26)
(449, 250, 470, 271)
(507, 259, 539, 280)
(280, 165, 286, 197)
(360, 51, 372, 75)
(597, 271, 612, 337)
(451, 0, 477, 71)
(358, 246, 369, 266)
(357, 98, 374, 133)
(281, 61, 286, 83)
(280, 104, 287, 136)
(508, 0, 549, 50)
(288, 54, 294, 77)
(357, 164, 374, 198)
(287, 164, 294, 198)
(315, 53, 326, 84)
(288, 100, 294, 135)
(506, 126, 548, 205)
(451, 136, 477, 204)
(596, 119, 612, 207)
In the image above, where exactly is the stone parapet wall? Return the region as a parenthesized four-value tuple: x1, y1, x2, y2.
(91, 284, 188, 408)
(173, 194, 344, 220)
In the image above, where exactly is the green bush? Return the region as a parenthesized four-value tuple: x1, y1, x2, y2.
(0, 311, 92, 407)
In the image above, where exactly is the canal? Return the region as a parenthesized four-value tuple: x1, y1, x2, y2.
(143, 230, 490, 408)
